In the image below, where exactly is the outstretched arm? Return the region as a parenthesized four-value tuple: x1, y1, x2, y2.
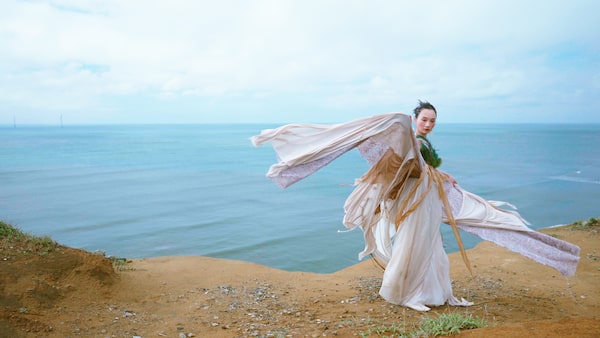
(251, 113, 415, 188)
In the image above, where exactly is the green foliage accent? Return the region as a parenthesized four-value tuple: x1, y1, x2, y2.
(572, 217, 599, 230)
(417, 135, 442, 168)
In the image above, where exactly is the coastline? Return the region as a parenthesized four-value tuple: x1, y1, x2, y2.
(1, 223, 599, 337)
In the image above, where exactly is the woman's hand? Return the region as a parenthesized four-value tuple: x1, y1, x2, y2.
(438, 170, 458, 186)
(446, 173, 457, 186)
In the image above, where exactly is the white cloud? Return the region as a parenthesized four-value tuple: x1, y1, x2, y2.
(1, 0, 599, 124)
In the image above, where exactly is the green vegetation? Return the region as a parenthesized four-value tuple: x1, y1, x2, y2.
(109, 256, 134, 271)
(1, 220, 132, 270)
(417, 313, 486, 336)
(359, 312, 487, 337)
(572, 217, 599, 230)
(0, 220, 59, 256)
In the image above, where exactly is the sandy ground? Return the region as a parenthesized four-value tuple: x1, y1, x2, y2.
(1, 223, 599, 337)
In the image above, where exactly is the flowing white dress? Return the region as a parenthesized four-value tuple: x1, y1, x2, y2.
(251, 112, 580, 311)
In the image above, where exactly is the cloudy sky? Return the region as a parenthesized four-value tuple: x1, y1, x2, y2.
(1, 0, 599, 125)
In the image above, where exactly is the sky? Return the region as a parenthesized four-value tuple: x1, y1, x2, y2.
(1, 0, 599, 125)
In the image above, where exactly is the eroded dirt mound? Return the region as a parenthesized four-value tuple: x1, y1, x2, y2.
(0, 239, 117, 336)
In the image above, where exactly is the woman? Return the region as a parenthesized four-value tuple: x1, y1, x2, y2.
(251, 101, 580, 312)
(366, 101, 466, 310)
(354, 100, 471, 310)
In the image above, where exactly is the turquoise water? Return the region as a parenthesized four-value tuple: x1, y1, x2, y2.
(1, 123, 598, 273)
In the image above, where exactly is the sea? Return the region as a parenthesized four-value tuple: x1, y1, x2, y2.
(1, 123, 599, 273)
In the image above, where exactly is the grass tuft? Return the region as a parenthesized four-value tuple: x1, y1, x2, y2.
(572, 217, 599, 230)
(359, 312, 486, 337)
(1, 220, 59, 256)
(109, 256, 135, 271)
(417, 312, 486, 336)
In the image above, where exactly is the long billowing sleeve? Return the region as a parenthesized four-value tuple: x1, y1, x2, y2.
(250, 113, 416, 188)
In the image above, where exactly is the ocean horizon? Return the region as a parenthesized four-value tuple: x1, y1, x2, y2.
(1, 122, 599, 273)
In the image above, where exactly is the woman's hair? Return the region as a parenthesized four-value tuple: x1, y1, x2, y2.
(413, 100, 437, 117)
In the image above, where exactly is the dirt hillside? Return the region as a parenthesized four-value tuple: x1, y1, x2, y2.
(1, 223, 599, 337)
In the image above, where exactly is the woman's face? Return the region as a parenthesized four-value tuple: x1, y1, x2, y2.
(414, 108, 437, 136)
